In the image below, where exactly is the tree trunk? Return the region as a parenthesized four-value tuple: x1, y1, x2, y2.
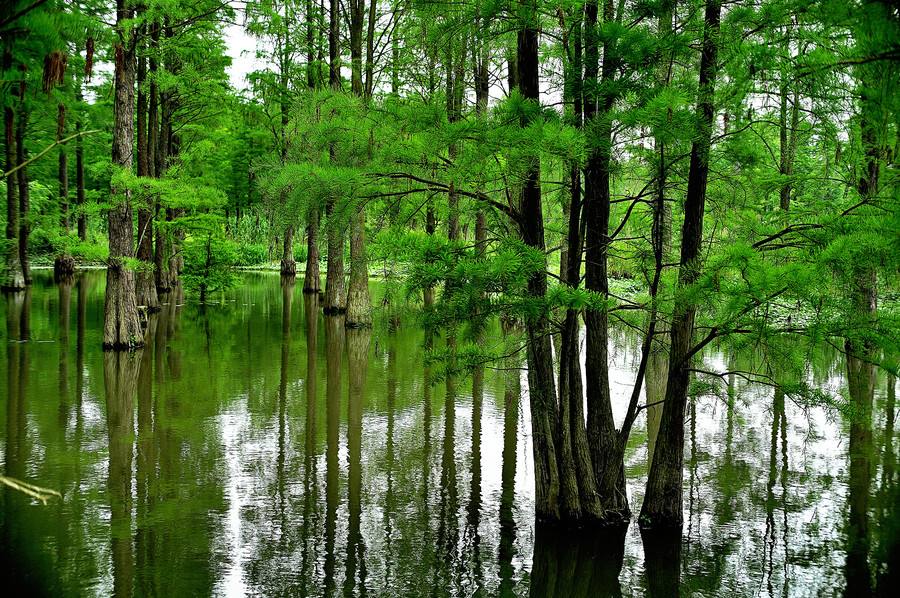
(778, 43, 799, 211)
(57, 104, 69, 233)
(350, 0, 364, 96)
(516, 7, 561, 523)
(345, 208, 371, 326)
(15, 76, 30, 286)
(364, 0, 376, 98)
(135, 34, 159, 312)
(423, 199, 435, 308)
(555, 7, 604, 524)
(307, 0, 317, 88)
(640, 0, 721, 531)
(583, 0, 627, 520)
(344, 0, 370, 325)
(104, 2, 144, 350)
(324, 201, 346, 313)
(324, 0, 346, 313)
(646, 0, 675, 471)
(75, 74, 87, 242)
(3, 46, 24, 290)
(154, 21, 172, 294)
(54, 108, 75, 279)
(329, 0, 341, 90)
(303, 207, 321, 293)
(281, 224, 296, 276)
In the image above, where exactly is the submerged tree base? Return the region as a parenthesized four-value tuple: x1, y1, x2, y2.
(53, 255, 75, 281)
(280, 259, 296, 277)
(638, 510, 684, 531)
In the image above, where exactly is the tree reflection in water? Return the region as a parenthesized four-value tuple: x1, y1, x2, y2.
(0, 273, 897, 596)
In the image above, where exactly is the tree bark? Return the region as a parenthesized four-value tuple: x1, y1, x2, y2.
(345, 208, 371, 326)
(324, 200, 346, 313)
(303, 206, 321, 292)
(3, 44, 24, 290)
(324, 0, 346, 313)
(154, 21, 172, 294)
(646, 0, 676, 471)
(344, 0, 371, 325)
(135, 31, 159, 312)
(364, 0, 376, 98)
(307, 0, 317, 88)
(54, 103, 75, 280)
(583, 0, 627, 519)
(516, 6, 561, 523)
(778, 35, 799, 212)
(303, 0, 321, 292)
(104, 0, 144, 350)
(281, 224, 297, 276)
(75, 80, 87, 241)
(329, 0, 341, 90)
(640, 0, 721, 530)
(57, 103, 69, 232)
(15, 73, 30, 286)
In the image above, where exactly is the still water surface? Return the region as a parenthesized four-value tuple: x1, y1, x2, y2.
(1, 272, 896, 596)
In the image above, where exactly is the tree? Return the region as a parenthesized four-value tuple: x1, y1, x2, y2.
(104, 0, 143, 349)
(640, 0, 722, 530)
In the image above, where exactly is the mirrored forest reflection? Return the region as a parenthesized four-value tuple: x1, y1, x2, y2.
(1, 272, 897, 596)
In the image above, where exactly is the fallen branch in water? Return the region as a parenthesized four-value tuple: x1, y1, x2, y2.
(0, 475, 62, 504)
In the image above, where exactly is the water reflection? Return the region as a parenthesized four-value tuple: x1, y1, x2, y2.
(844, 353, 875, 596)
(104, 351, 138, 598)
(641, 528, 682, 598)
(324, 314, 343, 596)
(0, 272, 897, 597)
(300, 292, 319, 593)
(344, 327, 370, 595)
(530, 525, 625, 597)
(498, 346, 521, 598)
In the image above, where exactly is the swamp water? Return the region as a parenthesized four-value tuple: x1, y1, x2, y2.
(1, 271, 896, 596)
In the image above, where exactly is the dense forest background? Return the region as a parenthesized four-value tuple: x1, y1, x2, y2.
(1, 0, 898, 530)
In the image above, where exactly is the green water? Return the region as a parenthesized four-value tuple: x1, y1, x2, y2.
(1, 271, 897, 596)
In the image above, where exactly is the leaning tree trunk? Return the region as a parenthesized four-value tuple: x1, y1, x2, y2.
(104, 2, 143, 350)
(640, 0, 721, 530)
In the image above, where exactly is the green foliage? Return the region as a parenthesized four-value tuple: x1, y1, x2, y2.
(233, 243, 269, 267)
(182, 229, 238, 301)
